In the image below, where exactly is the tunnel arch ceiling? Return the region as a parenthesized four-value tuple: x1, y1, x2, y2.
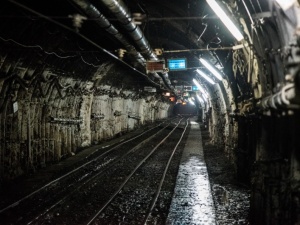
(1, 0, 300, 223)
(0, 0, 299, 145)
(1, 0, 299, 102)
(0, 0, 242, 87)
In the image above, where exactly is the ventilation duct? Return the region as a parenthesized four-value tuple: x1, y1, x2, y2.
(71, 0, 145, 65)
(99, 0, 174, 91)
(71, 0, 167, 87)
(98, 0, 155, 59)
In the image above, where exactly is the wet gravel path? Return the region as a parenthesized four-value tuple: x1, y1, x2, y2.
(201, 129, 251, 225)
(167, 121, 216, 225)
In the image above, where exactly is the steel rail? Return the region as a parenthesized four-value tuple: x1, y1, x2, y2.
(143, 118, 190, 224)
(85, 117, 186, 225)
(0, 119, 173, 214)
(26, 120, 174, 225)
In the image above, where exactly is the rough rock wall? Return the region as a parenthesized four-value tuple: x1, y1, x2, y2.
(249, 114, 300, 225)
(0, 65, 171, 181)
(221, 1, 300, 224)
(206, 79, 237, 162)
(204, 1, 300, 224)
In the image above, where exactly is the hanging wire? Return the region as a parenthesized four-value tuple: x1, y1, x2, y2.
(196, 14, 208, 41)
(208, 37, 222, 46)
(0, 36, 104, 67)
(208, 44, 224, 69)
(242, 0, 254, 25)
(80, 56, 100, 67)
(197, 23, 208, 41)
(93, 54, 101, 62)
(247, 0, 257, 15)
(0, 36, 77, 59)
(255, 0, 263, 12)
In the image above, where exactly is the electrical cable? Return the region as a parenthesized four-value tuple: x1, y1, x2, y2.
(0, 36, 77, 59)
(256, 0, 263, 12)
(241, 0, 254, 25)
(247, 0, 257, 14)
(197, 23, 207, 41)
(80, 56, 100, 67)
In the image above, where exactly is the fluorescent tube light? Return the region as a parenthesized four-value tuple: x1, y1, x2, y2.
(199, 58, 223, 81)
(196, 94, 206, 106)
(196, 94, 204, 103)
(193, 78, 202, 90)
(193, 79, 209, 99)
(189, 98, 195, 105)
(206, 0, 244, 41)
(196, 69, 215, 85)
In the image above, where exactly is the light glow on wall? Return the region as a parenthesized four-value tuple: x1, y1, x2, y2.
(196, 69, 215, 85)
(193, 79, 209, 99)
(197, 94, 205, 104)
(189, 98, 195, 105)
(199, 58, 223, 81)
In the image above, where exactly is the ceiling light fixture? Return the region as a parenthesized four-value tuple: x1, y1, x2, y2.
(206, 0, 244, 41)
(193, 79, 209, 99)
(189, 98, 195, 105)
(196, 69, 215, 85)
(196, 94, 205, 104)
(199, 58, 223, 81)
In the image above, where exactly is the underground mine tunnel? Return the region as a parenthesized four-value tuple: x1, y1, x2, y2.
(0, 0, 300, 224)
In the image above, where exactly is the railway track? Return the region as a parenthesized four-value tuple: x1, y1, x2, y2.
(0, 117, 190, 225)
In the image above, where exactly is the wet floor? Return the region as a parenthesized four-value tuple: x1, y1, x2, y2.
(167, 121, 216, 225)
